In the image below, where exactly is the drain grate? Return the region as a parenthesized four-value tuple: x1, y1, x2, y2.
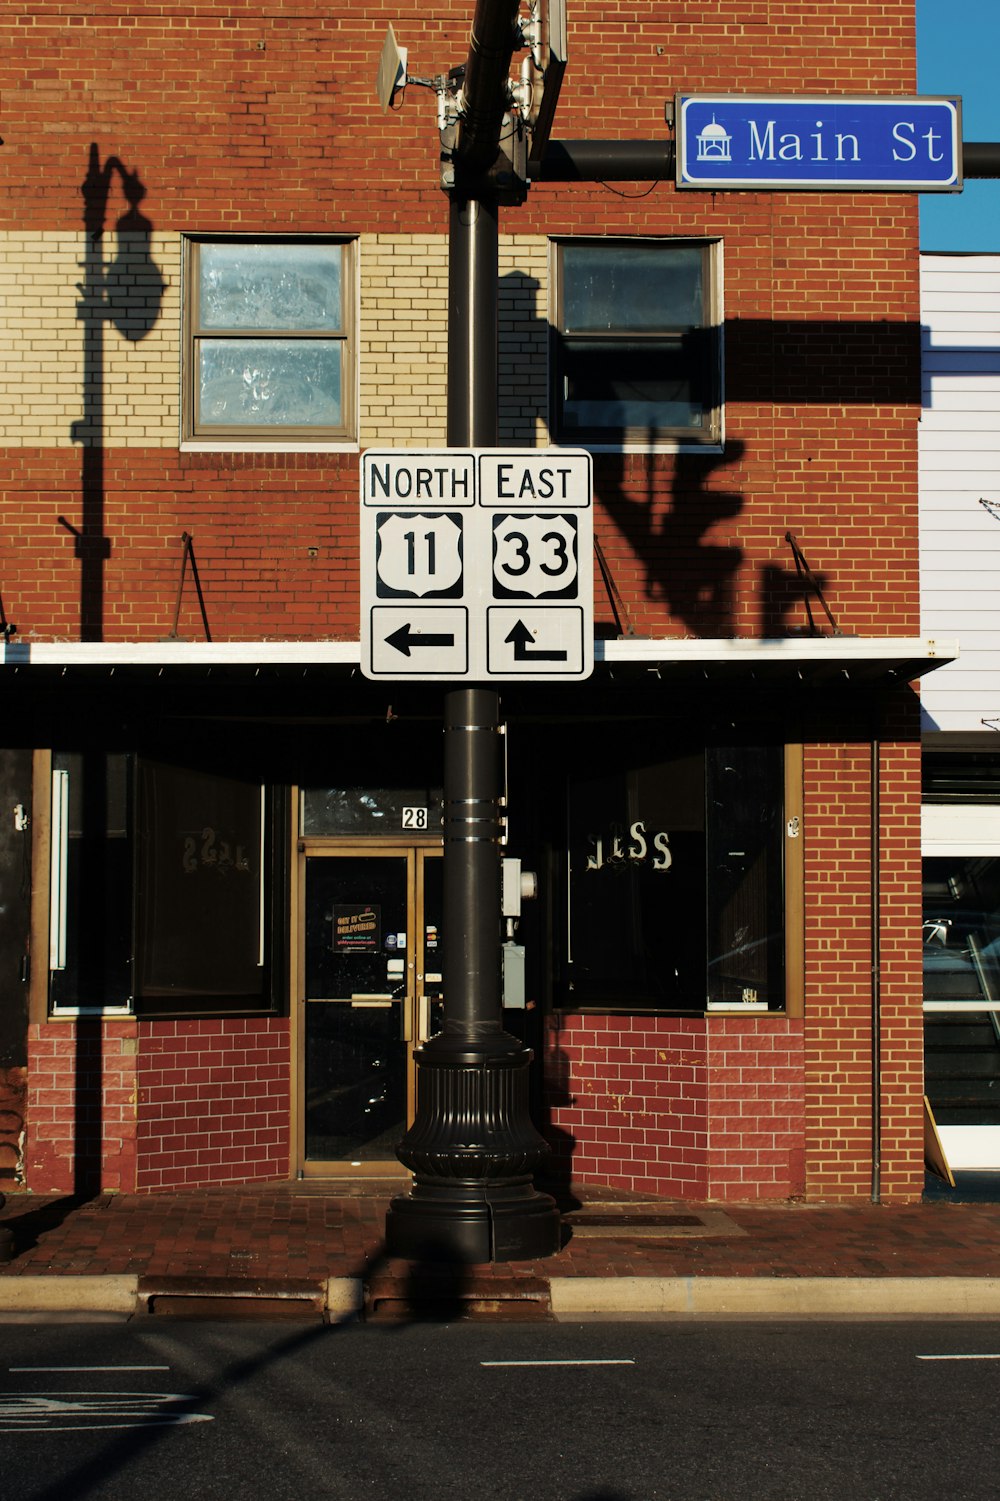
(562, 1206, 745, 1240)
(364, 1273, 552, 1322)
(565, 1213, 703, 1228)
(137, 1275, 327, 1320)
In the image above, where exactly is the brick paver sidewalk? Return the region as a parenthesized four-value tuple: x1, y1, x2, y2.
(2, 1179, 999, 1285)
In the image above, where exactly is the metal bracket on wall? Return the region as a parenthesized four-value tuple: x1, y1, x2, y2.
(593, 533, 637, 639)
(165, 531, 212, 642)
(784, 531, 842, 636)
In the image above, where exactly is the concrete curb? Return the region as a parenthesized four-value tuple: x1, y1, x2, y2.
(4, 1274, 1000, 1317)
(0, 1276, 139, 1313)
(549, 1276, 1000, 1317)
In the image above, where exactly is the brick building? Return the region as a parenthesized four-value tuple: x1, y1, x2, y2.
(0, 0, 948, 1205)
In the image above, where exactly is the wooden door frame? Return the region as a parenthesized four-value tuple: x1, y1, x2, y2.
(292, 835, 441, 1180)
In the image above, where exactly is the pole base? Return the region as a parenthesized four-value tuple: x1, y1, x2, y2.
(386, 1175, 560, 1264)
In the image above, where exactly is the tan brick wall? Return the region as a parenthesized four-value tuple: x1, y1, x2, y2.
(0, 231, 550, 450)
(359, 233, 448, 446)
(0, 232, 181, 447)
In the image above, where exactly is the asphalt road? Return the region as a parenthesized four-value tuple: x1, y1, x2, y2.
(1, 1317, 998, 1501)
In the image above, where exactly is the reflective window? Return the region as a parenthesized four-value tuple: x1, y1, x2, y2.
(565, 739, 784, 1011)
(705, 746, 784, 1009)
(186, 239, 354, 440)
(551, 239, 721, 445)
(923, 856, 1000, 1005)
(302, 786, 444, 838)
(49, 752, 133, 1012)
(49, 755, 285, 1016)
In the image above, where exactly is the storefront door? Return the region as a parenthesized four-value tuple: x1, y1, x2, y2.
(299, 846, 442, 1175)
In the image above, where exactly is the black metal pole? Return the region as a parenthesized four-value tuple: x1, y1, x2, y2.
(385, 134, 558, 1264)
(528, 138, 1000, 181)
(446, 195, 499, 444)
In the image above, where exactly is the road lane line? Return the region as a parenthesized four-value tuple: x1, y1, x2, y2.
(9, 1366, 169, 1373)
(917, 1354, 1000, 1361)
(481, 1359, 636, 1367)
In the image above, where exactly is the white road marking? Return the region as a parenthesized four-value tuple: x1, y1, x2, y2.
(917, 1354, 1000, 1361)
(9, 1366, 170, 1373)
(481, 1359, 636, 1367)
(0, 1392, 214, 1432)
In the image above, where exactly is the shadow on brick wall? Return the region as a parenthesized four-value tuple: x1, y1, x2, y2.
(67, 143, 165, 642)
(60, 148, 165, 1199)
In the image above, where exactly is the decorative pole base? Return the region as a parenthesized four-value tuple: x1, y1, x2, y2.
(386, 1032, 560, 1263)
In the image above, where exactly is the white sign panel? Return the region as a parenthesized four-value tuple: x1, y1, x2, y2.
(361, 449, 593, 681)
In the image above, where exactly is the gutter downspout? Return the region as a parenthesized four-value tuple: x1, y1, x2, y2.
(871, 735, 882, 1203)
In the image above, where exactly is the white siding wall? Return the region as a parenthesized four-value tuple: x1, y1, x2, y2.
(920, 253, 1000, 730)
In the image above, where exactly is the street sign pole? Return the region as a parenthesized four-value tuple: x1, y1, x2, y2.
(385, 189, 560, 1262)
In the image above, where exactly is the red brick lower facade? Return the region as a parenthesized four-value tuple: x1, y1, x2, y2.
(24, 1017, 290, 1194)
(543, 1013, 806, 1202)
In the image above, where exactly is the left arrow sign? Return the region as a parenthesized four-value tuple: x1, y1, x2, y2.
(385, 623, 457, 657)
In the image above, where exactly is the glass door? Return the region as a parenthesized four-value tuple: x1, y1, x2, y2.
(301, 846, 441, 1172)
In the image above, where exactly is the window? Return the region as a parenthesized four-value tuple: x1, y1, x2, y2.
(49, 752, 133, 1014)
(565, 737, 784, 1011)
(705, 745, 785, 1009)
(185, 239, 355, 442)
(550, 238, 721, 446)
(301, 785, 444, 837)
(49, 754, 287, 1017)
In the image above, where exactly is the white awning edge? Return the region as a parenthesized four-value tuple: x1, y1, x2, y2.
(0, 635, 958, 677)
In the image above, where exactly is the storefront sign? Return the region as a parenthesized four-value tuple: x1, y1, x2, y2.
(676, 94, 962, 191)
(584, 822, 673, 871)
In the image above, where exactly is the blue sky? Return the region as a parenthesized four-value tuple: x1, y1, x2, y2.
(917, 0, 1000, 249)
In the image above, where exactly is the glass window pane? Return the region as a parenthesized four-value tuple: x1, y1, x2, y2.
(705, 746, 784, 1009)
(562, 338, 709, 433)
(198, 243, 343, 331)
(136, 762, 264, 1002)
(562, 243, 704, 332)
(198, 338, 343, 428)
(567, 746, 706, 1010)
(302, 786, 444, 837)
(923, 856, 1000, 1004)
(50, 752, 132, 1011)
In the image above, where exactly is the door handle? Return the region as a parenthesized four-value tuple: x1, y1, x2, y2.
(418, 994, 430, 1042)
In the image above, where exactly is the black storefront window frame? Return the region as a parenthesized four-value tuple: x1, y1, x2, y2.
(48, 751, 288, 1020)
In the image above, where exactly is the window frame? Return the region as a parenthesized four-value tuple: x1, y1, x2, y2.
(561, 738, 789, 1015)
(45, 752, 289, 1020)
(549, 235, 723, 450)
(182, 236, 357, 447)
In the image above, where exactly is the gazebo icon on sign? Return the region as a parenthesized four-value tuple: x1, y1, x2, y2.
(696, 116, 733, 162)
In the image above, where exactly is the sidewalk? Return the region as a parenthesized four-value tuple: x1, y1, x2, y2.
(2, 1176, 1000, 1319)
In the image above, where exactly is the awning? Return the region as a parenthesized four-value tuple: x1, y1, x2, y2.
(0, 635, 957, 685)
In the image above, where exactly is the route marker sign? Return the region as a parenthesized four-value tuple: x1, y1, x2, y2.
(361, 448, 593, 681)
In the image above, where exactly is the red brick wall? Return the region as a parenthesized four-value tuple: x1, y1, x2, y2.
(25, 1020, 139, 1194)
(136, 1018, 291, 1191)
(706, 1017, 806, 1200)
(802, 697, 925, 1204)
(23, 1016, 290, 1193)
(1, 0, 921, 646)
(543, 1012, 805, 1201)
(0, 1065, 28, 1186)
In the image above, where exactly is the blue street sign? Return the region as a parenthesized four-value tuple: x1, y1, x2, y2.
(676, 95, 962, 191)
